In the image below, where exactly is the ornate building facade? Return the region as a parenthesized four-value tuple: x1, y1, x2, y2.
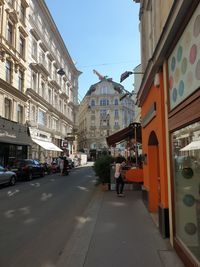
(0, 0, 81, 165)
(78, 75, 135, 159)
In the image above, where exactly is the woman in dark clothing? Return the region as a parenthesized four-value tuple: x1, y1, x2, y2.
(114, 156, 125, 196)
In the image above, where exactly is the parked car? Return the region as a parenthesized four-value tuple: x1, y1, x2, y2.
(0, 165, 17, 186)
(11, 159, 45, 180)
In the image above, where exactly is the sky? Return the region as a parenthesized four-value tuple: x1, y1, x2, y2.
(45, 0, 141, 101)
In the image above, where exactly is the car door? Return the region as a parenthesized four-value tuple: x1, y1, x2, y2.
(0, 166, 7, 184)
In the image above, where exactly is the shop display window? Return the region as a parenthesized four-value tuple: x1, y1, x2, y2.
(172, 121, 200, 262)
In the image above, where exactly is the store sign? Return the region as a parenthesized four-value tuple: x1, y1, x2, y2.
(168, 4, 200, 110)
(141, 102, 156, 128)
(0, 130, 16, 139)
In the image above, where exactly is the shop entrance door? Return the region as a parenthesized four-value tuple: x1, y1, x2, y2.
(148, 131, 160, 225)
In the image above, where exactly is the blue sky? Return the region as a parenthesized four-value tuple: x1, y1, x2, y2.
(45, 0, 141, 101)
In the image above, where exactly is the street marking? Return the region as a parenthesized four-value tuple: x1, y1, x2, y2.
(19, 206, 30, 215)
(41, 193, 53, 201)
(4, 209, 15, 218)
(30, 182, 40, 187)
(7, 189, 19, 197)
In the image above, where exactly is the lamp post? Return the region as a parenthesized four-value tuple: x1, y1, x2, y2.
(120, 70, 144, 83)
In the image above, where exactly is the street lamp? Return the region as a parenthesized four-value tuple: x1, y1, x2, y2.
(120, 71, 144, 83)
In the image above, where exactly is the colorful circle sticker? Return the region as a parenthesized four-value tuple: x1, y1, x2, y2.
(174, 68, 180, 83)
(177, 46, 183, 62)
(169, 76, 173, 90)
(181, 58, 187, 74)
(183, 195, 195, 207)
(189, 44, 197, 64)
(182, 167, 193, 179)
(185, 223, 197, 235)
(195, 60, 200, 80)
(193, 15, 200, 37)
(178, 80, 184, 96)
(172, 88, 177, 102)
(171, 57, 176, 71)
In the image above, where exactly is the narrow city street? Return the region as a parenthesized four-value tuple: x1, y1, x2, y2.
(0, 163, 96, 267)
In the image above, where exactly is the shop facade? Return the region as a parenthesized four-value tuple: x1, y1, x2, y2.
(0, 117, 32, 167)
(167, 3, 200, 266)
(140, 71, 169, 238)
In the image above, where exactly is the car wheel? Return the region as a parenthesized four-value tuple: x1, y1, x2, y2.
(10, 176, 16, 186)
(28, 172, 33, 181)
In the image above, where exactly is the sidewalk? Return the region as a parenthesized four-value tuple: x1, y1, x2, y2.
(57, 188, 185, 267)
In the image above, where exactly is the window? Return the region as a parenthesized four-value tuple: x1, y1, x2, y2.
(101, 86, 107, 94)
(5, 60, 12, 83)
(48, 89, 52, 104)
(114, 109, 119, 118)
(172, 121, 200, 262)
(40, 49, 46, 65)
(48, 115, 51, 128)
(41, 82, 45, 98)
(5, 98, 12, 119)
(48, 59, 52, 75)
(31, 72, 37, 90)
(38, 110, 45, 125)
(114, 120, 119, 127)
(114, 99, 118, 105)
(18, 69, 24, 91)
(19, 3, 25, 23)
(100, 109, 107, 118)
(19, 36, 25, 57)
(32, 37, 37, 58)
(31, 106, 36, 121)
(17, 105, 23, 123)
(91, 99, 95, 106)
(7, 21, 13, 45)
(100, 99, 109, 106)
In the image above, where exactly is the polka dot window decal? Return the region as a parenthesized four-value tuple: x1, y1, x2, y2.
(181, 58, 187, 74)
(189, 44, 197, 64)
(168, 3, 200, 110)
(177, 46, 183, 62)
(193, 14, 200, 37)
(178, 80, 184, 96)
(171, 57, 176, 72)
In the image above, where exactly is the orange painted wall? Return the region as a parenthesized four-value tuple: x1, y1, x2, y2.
(141, 72, 168, 209)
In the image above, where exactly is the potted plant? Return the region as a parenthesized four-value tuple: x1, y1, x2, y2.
(93, 155, 114, 190)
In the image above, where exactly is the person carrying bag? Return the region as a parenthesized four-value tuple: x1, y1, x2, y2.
(114, 157, 125, 197)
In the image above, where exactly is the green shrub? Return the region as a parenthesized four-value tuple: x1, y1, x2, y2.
(93, 155, 114, 184)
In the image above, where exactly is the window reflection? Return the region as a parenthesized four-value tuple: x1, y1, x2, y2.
(172, 121, 200, 262)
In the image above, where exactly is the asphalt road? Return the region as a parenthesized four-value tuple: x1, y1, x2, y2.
(0, 163, 97, 267)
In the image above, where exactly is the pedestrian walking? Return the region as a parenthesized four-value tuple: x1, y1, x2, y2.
(114, 156, 125, 197)
(59, 157, 64, 176)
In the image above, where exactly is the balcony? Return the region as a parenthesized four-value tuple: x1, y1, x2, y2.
(30, 62, 49, 76)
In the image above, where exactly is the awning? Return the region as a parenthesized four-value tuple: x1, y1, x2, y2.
(0, 117, 32, 145)
(32, 139, 63, 152)
(106, 122, 142, 147)
(180, 140, 200, 151)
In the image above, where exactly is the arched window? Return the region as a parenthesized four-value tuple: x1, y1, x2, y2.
(114, 99, 118, 105)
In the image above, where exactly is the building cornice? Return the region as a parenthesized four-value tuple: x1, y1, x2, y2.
(0, 78, 29, 102)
